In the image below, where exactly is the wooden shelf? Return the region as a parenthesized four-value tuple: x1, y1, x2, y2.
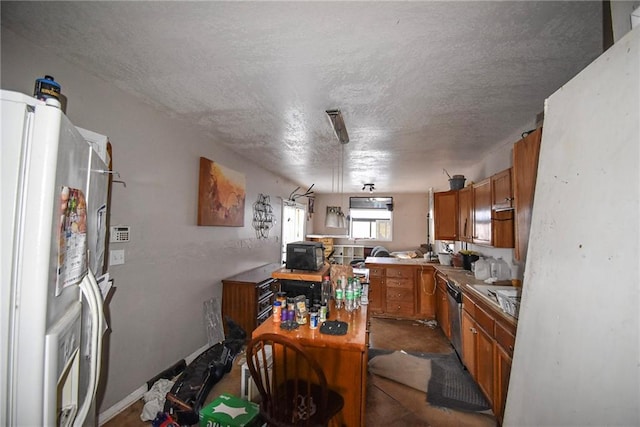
(332, 244, 365, 265)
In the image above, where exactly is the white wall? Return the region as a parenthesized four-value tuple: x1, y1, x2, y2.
(312, 193, 428, 252)
(611, 0, 640, 42)
(1, 29, 302, 413)
(505, 26, 639, 426)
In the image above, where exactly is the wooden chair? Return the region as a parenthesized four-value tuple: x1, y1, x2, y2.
(246, 333, 344, 426)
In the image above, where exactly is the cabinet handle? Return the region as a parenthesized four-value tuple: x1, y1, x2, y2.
(509, 345, 514, 351)
(505, 197, 514, 202)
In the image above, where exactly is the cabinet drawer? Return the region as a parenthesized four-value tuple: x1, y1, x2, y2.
(385, 300, 414, 316)
(495, 321, 516, 357)
(474, 305, 495, 337)
(386, 287, 414, 302)
(369, 267, 385, 277)
(462, 295, 476, 318)
(386, 267, 415, 279)
(386, 277, 414, 290)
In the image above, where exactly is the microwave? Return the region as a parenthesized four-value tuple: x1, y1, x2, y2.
(285, 241, 324, 271)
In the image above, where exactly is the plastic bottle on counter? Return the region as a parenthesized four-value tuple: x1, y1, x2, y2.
(272, 301, 282, 323)
(361, 282, 369, 305)
(319, 303, 328, 322)
(474, 257, 491, 280)
(321, 275, 332, 317)
(353, 277, 361, 309)
(335, 279, 344, 309)
(495, 257, 511, 281)
(344, 279, 355, 313)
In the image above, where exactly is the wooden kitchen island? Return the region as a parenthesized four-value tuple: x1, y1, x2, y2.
(251, 302, 369, 427)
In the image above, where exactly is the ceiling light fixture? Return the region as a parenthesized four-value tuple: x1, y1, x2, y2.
(325, 126, 349, 228)
(326, 109, 349, 145)
(362, 183, 375, 192)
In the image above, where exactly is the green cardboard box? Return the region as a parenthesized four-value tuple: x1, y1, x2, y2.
(199, 393, 260, 427)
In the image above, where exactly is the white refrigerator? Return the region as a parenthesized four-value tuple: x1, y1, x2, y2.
(1, 90, 111, 426)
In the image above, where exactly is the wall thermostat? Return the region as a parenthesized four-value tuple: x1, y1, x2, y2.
(110, 226, 131, 243)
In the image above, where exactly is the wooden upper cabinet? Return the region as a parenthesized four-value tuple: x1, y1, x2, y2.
(458, 186, 473, 243)
(434, 190, 458, 241)
(513, 128, 543, 261)
(491, 168, 513, 211)
(491, 168, 515, 249)
(472, 178, 492, 245)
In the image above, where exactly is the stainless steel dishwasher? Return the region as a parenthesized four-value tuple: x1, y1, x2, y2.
(446, 279, 463, 358)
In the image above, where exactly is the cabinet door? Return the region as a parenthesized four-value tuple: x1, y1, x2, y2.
(461, 309, 477, 377)
(417, 267, 436, 319)
(368, 266, 385, 313)
(222, 280, 258, 338)
(476, 324, 494, 402)
(435, 277, 450, 339)
(513, 127, 542, 261)
(434, 190, 458, 241)
(492, 209, 515, 248)
(493, 342, 512, 423)
(458, 186, 473, 242)
(492, 168, 513, 210)
(472, 178, 492, 245)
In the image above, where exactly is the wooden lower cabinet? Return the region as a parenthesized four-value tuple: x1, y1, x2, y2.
(417, 266, 436, 318)
(221, 263, 279, 338)
(476, 322, 494, 400)
(461, 291, 516, 424)
(435, 272, 451, 339)
(365, 262, 436, 320)
(368, 265, 385, 314)
(461, 310, 477, 378)
(385, 266, 416, 317)
(494, 342, 513, 421)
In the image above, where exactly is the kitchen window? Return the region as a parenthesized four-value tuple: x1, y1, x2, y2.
(349, 197, 393, 241)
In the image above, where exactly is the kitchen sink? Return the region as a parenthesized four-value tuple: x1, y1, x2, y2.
(469, 284, 522, 317)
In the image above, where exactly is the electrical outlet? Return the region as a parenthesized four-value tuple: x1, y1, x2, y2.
(109, 249, 125, 266)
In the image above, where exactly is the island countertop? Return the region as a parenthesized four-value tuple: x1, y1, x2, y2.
(252, 301, 369, 427)
(252, 301, 368, 352)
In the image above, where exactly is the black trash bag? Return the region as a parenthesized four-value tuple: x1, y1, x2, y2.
(163, 318, 246, 425)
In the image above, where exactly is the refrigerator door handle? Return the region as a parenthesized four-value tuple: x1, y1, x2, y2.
(75, 270, 104, 427)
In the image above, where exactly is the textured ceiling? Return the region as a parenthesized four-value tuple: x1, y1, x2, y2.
(1, 1, 603, 193)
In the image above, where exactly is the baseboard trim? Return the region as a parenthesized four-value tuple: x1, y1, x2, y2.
(98, 343, 210, 425)
(97, 384, 146, 425)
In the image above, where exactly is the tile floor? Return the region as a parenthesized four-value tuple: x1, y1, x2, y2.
(102, 317, 497, 426)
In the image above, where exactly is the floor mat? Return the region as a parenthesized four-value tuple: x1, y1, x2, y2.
(427, 353, 491, 412)
(368, 349, 491, 413)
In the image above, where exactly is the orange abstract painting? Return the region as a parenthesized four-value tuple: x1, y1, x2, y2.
(198, 157, 246, 226)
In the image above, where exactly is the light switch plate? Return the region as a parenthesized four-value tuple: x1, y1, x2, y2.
(109, 249, 125, 266)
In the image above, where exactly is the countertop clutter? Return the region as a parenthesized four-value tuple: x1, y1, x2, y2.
(365, 256, 519, 322)
(435, 264, 520, 323)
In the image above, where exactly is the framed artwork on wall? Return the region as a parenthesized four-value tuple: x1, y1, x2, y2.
(197, 157, 246, 226)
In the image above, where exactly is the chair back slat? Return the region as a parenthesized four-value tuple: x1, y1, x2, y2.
(246, 333, 342, 427)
